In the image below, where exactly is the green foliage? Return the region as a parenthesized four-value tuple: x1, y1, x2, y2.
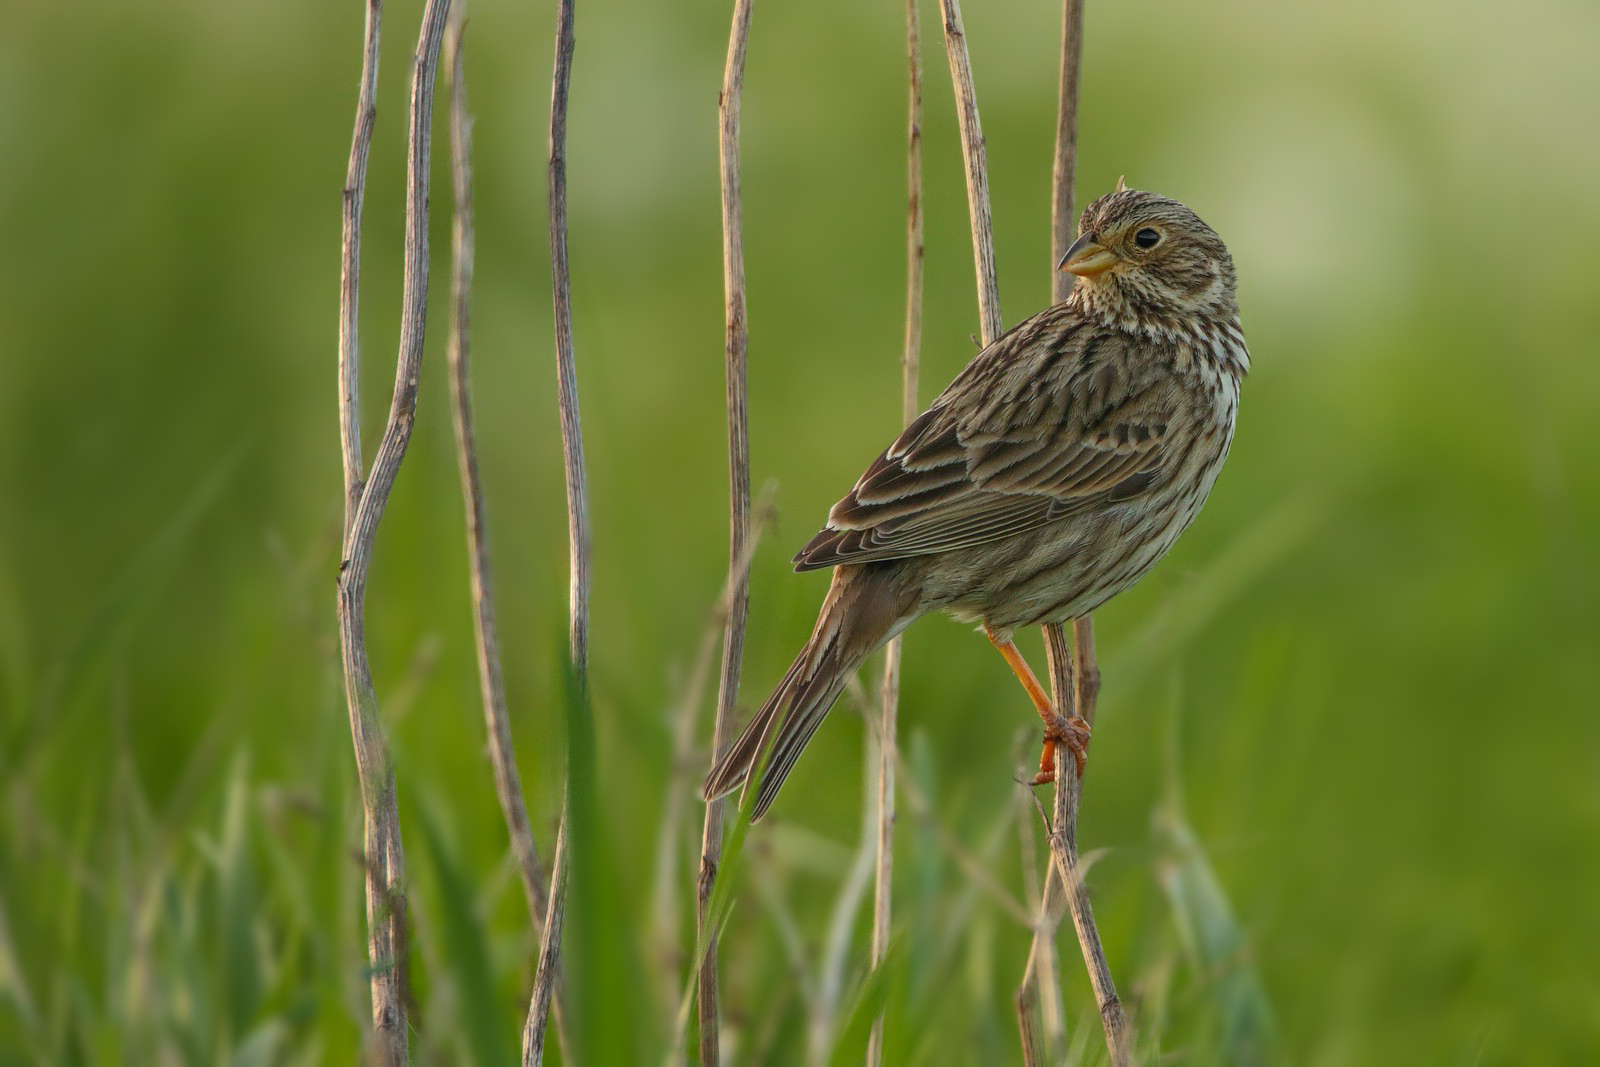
(4, 0, 1600, 1063)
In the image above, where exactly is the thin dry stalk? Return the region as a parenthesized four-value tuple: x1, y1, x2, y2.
(1043, 626, 1130, 1065)
(867, 2, 925, 1061)
(1051, 0, 1087, 307)
(334, 1, 451, 1060)
(339, 0, 381, 529)
(443, 0, 549, 940)
(1030, 3, 1132, 1061)
(523, 0, 585, 1061)
(445, 7, 569, 1056)
(937, 0, 1002, 345)
(1020, 1, 1094, 1060)
(524, 811, 569, 1067)
(696, 1, 756, 1062)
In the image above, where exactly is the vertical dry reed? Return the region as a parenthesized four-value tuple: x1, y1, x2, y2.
(696, 1, 757, 1062)
(523, 0, 585, 1061)
(442, 0, 549, 942)
(931, 0, 1132, 1060)
(334, 1, 451, 1060)
(1040, 4, 1132, 1060)
(443, 5, 572, 1057)
(866, 1, 926, 1062)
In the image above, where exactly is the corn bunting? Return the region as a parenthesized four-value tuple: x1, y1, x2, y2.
(705, 188, 1250, 820)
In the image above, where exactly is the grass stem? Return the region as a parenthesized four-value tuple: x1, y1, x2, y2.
(334, 1, 451, 1059)
(696, 2, 756, 1061)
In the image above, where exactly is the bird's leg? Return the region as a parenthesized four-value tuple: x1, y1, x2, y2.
(983, 626, 1091, 784)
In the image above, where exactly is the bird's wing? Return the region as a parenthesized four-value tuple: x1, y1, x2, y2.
(794, 322, 1179, 570)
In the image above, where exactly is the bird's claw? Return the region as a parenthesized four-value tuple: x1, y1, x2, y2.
(1030, 714, 1092, 785)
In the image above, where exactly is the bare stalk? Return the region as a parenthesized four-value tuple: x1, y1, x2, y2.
(334, 1, 450, 1061)
(524, 811, 569, 1067)
(1051, 0, 1087, 307)
(1045, 627, 1130, 1064)
(443, 0, 549, 940)
(1036, 2, 1130, 1060)
(937, 0, 1002, 345)
(695, 1, 756, 1062)
(867, 3, 924, 1062)
(1051, 2, 1102, 912)
(523, 0, 584, 1061)
(445, 8, 570, 1057)
(339, 0, 381, 529)
(1020, 1, 1096, 1060)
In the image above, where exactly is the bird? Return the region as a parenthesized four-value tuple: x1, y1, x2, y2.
(704, 187, 1250, 821)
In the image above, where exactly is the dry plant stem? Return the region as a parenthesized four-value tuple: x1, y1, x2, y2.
(443, 0, 549, 938)
(868, 4, 925, 1063)
(1051, 0, 1087, 307)
(549, 0, 587, 674)
(334, 1, 450, 1061)
(1052, 0, 1100, 879)
(1037, 3, 1129, 1060)
(1010, 3, 1128, 1061)
(524, 810, 569, 1067)
(1019, 3, 1089, 1053)
(938, 0, 1002, 345)
(339, 0, 382, 527)
(524, 0, 584, 1061)
(1043, 627, 1130, 1064)
(1048, 0, 1091, 812)
(696, 2, 755, 1063)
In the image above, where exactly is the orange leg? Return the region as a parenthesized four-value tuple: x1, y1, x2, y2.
(984, 626, 1091, 784)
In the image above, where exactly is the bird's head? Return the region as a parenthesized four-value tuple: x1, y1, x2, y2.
(1060, 187, 1238, 327)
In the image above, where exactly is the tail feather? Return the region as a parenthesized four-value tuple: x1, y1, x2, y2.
(701, 655, 805, 804)
(701, 567, 909, 821)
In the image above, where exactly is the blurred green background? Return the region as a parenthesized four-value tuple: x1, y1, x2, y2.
(3, 0, 1598, 1062)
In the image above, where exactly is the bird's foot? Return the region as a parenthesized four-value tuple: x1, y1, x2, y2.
(1030, 714, 1092, 785)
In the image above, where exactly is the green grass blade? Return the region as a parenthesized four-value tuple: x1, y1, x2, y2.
(413, 799, 513, 1067)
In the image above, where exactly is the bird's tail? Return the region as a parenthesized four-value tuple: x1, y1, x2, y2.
(702, 565, 912, 821)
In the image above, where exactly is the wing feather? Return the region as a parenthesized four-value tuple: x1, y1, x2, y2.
(795, 311, 1189, 572)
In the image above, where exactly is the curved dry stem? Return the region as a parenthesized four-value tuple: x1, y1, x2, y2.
(938, 0, 1002, 345)
(444, 9, 569, 1057)
(334, 1, 451, 1061)
(524, 810, 569, 1067)
(989, 2, 1128, 1063)
(338, 0, 381, 532)
(443, 0, 550, 943)
(1042, 624, 1130, 1065)
(695, 1, 756, 1062)
(868, 3, 925, 1062)
(1051, 0, 1087, 306)
(523, 0, 584, 1061)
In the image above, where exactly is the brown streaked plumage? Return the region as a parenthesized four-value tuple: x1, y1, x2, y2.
(704, 189, 1250, 820)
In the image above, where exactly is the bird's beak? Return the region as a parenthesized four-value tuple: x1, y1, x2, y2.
(1058, 232, 1118, 277)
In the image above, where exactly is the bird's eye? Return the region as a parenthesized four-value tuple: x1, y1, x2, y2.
(1133, 228, 1161, 249)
